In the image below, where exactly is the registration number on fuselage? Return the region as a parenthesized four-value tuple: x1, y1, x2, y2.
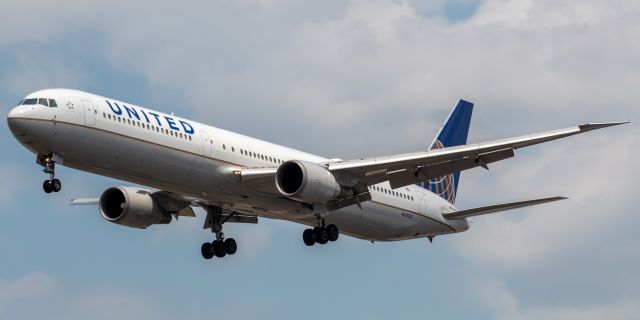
(401, 212, 414, 219)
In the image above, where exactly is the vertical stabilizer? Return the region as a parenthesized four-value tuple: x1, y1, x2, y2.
(417, 100, 474, 204)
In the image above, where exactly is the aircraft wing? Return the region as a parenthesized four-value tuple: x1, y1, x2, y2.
(442, 196, 567, 219)
(328, 122, 627, 192)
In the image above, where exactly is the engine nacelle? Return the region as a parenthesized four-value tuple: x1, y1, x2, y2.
(275, 160, 341, 204)
(99, 187, 172, 229)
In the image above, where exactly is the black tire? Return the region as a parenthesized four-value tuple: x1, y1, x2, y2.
(213, 240, 226, 258)
(51, 179, 62, 192)
(315, 227, 329, 245)
(43, 180, 52, 194)
(303, 229, 316, 246)
(224, 238, 237, 255)
(201, 242, 214, 259)
(327, 224, 339, 242)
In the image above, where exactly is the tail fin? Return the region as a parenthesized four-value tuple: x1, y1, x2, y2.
(418, 99, 474, 205)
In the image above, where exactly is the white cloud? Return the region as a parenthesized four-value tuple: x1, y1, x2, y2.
(480, 279, 640, 320)
(0, 54, 89, 98)
(0, 272, 59, 304)
(452, 132, 638, 268)
(0, 272, 171, 320)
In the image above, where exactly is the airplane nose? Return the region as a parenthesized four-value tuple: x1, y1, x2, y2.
(7, 106, 32, 137)
(7, 106, 19, 119)
(7, 105, 32, 119)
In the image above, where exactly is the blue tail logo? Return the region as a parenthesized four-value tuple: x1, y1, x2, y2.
(418, 99, 474, 205)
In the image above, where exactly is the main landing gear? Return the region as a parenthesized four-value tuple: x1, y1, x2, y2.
(38, 154, 61, 193)
(201, 206, 238, 260)
(303, 218, 339, 246)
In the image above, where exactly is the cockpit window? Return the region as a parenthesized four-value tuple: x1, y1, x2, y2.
(19, 98, 58, 107)
(23, 98, 37, 105)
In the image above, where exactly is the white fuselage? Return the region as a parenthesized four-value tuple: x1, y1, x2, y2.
(7, 89, 469, 241)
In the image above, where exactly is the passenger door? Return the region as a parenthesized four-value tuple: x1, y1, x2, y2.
(200, 131, 213, 157)
(82, 99, 96, 126)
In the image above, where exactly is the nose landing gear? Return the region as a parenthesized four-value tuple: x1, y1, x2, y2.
(42, 179, 61, 193)
(38, 154, 62, 193)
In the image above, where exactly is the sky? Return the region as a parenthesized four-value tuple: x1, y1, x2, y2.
(0, 0, 639, 319)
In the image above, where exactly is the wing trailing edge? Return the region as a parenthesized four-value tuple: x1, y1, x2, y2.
(442, 196, 567, 220)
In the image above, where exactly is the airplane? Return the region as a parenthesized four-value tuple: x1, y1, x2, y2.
(6, 89, 627, 260)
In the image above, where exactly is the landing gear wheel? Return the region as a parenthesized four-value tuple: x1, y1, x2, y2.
(303, 229, 316, 246)
(224, 238, 237, 255)
(43, 180, 53, 193)
(201, 242, 214, 259)
(212, 240, 227, 258)
(326, 224, 339, 242)
(51, 179, 61, 192)
(315, 227, 329, 245)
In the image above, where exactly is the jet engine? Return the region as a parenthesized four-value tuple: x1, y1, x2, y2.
(275, 160, 341, 204)
(99, 187, 172, 229)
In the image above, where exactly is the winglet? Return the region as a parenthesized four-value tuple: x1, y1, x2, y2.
(578, 121, 630, 132)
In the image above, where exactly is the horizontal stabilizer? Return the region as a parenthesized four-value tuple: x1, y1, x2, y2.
(69, 198, 100, 205)
(442, 196, 567, 219)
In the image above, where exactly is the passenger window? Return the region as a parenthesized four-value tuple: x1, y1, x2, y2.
(38, 98, 49, 107)
(49, 99, 58, 107)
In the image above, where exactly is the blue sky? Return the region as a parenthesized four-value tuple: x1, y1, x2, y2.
(1, 1, 639, 319)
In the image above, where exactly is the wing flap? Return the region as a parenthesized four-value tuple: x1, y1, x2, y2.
(388, 148, 514, 189)
(443, 196, 567, 219)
